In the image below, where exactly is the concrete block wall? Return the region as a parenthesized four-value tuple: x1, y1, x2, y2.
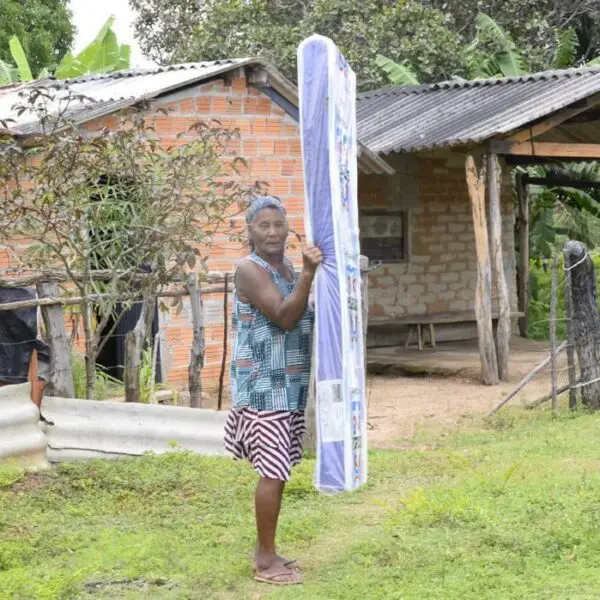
(362, 151, 518, 340)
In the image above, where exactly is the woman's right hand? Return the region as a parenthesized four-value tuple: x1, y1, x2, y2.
(302, 246, 323, 275)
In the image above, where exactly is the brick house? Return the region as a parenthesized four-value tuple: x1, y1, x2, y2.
(0, 59, 390, 397)
(3, 62, 600, 391)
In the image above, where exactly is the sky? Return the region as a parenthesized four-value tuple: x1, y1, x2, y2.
(69, 0, 155, 68)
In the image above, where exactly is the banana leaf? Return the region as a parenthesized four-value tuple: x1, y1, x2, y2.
(553, 28, 579, 69)
(375, 54, 419, 86)
(475, 13, 527, 77)
(9, 36, 33, 81)
(0, 59, 17, 84)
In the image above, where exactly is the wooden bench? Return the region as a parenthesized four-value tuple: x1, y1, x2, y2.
(370, 310, 525, 351)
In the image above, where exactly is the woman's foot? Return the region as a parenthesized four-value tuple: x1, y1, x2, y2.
(253, 552, 300, 572)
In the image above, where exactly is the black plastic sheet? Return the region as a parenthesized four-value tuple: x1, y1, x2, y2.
(0, 288, 49, 384)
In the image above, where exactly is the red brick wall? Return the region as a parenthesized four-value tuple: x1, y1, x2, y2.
(3, 69, 306, 402)
(135, 71, 305, 396)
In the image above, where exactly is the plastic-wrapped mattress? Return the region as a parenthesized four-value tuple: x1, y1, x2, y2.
(298, 35, 368, 493)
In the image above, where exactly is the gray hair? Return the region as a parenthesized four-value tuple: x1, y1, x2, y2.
(246, 195, 287, 224)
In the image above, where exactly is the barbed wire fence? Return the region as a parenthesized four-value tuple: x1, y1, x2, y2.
(0, 270, 235, 407)
(490, 240, 600, 415)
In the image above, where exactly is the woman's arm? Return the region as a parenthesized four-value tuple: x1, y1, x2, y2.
(237, 247, 322, 331)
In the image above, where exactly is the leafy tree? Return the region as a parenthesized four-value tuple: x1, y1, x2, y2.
(0, 86, 255, 399)
(377, 13, 599, 84)
(424, 0, 600, 72)
(130, 0, 464, 90)
(0, 0, 74, 77)
(0, 17, 131, 84)
(375, 15, 600, 263)
(525, 163, 600, 260)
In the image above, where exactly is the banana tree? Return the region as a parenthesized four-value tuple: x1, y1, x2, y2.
(0, 16, 130, 85)
(376, 13, 597, 87)
(0, 37, 33, 84)
(55, 16, 131, 79)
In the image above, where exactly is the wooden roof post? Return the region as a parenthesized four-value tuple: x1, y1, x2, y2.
(488, 154, 511, 381)
(465, 154, 499, 385)
(516, 173, 529, 338)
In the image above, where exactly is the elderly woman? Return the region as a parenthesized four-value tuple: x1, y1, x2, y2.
(224, 196, 322, 586)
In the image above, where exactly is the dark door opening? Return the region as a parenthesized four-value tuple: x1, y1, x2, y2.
(96, 300, 162, 383)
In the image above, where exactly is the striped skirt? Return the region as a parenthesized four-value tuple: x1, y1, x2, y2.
(224, 408, 306, 481)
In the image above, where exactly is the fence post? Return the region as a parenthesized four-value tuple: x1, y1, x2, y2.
(187, 274, 204, 408)
(36, 282, 74, 398)
(124, 295, 155, 403)
(549, 255, 558, 414)
(563, 245, 578, 409)
(217, 274, 230, 411)
(564, 241, 600, 409)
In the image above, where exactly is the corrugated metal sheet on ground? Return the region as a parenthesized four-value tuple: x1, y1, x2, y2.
(356, 67, 600, 154)
(41, 396, 229, 462)
(0, 383, 48, 467)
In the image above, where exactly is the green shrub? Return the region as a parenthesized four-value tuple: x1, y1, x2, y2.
(528, 255, 600, 340)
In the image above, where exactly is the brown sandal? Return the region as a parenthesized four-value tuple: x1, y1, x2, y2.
(254, 566, 303, 586)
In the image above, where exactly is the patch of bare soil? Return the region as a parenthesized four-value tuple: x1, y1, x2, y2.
(366, 369, 566, 448)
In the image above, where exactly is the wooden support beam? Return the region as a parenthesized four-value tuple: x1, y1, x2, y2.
(490, 140, 600, 159)
(516, 173, 529, 338)
(488, 154, 510, 382)
(506, 93, 600, 143)
(465, 154, 499, 385)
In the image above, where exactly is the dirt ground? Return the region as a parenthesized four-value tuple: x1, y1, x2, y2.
(367, 338, 568, 447)
(197, 337, 567, 449)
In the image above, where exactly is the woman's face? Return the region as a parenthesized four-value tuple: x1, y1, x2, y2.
(249, 208, 289, 257)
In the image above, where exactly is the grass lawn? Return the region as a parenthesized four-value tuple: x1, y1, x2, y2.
(2, 409, 600, 599)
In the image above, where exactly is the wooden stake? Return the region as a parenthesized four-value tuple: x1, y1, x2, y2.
(36, 282, 75, 398)
(516, 173, 530, 338)
(360, 255, 369, 370)
(563, 247, 578, 409)
(187, 275, 205, 408)
(488, 154, 510, 381)
(217, 273, 230, 411)
(550, 255, 559, 414)
(466, 154, 499, 385)
(488, 341, 567, 414)
(564, 241, 600, 409)
(526, 382, 571, 410)
(124, 296, 155, 403)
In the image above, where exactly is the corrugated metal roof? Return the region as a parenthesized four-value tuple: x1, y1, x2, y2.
(356, 67, 600, 154)
(0, 60, 255, 136)
(0, 59, 394, 174)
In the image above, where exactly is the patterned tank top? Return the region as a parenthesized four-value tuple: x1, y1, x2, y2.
(230, 253, 314, 411)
